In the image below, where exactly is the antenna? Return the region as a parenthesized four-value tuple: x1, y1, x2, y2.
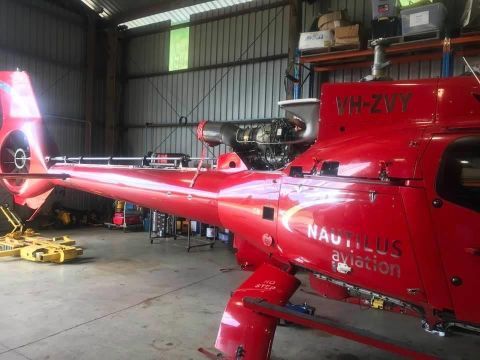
(361, 38, 393, 82)
(462, 56, 480, 86)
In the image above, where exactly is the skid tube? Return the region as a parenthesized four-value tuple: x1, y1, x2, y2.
(243, 297, 438, 360)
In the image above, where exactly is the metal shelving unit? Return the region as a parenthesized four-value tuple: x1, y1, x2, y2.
(148, 212, 216, 251)
(149, 210, 176, 243)
(300, 34, 480, 73)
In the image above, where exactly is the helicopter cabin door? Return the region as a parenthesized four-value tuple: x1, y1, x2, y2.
(424, 135, 480, 324)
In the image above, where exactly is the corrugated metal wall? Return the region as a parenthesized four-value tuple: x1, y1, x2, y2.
(123, 0, 289, 158)
(0, 0, 100, 211)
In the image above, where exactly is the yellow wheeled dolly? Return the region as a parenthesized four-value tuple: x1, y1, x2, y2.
(0, 205, 83, 263)
(0, 204, 24, 233)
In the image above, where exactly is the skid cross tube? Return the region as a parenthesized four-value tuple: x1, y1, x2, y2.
(243, 297, 438, 360)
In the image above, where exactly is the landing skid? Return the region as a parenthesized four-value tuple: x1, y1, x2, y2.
(206, 263, 439, 360)
(243, 297, 438, 359)
(200, 295, 438, 360)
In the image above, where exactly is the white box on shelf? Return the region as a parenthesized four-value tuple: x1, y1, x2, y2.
(299, 30, 334, 51)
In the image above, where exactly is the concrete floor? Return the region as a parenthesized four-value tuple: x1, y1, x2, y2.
(0, 228, 478, 360)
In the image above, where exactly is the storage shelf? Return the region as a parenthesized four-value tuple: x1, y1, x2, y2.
(300, 34, 480, 72)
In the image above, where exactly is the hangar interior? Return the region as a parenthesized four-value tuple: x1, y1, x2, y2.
(0, 0, 479, 359)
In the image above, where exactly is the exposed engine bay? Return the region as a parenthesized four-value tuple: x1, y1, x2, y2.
(197, 99, 320, 170)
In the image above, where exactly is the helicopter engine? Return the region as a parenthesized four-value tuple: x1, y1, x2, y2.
(197, 99, 319, 170)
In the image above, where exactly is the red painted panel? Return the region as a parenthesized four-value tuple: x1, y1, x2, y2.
(437, 76, 480, 127)
(277, 176, 426, 303)
(319, 79, 438, 141)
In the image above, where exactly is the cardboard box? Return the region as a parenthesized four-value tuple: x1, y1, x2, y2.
(318, 10, 347, 29)
(319, 19, 351, 31)
(335, 37, 360, 45)
(299, 30, 334, 50)
(335, 24, 360, 45)
(335, 24, 359, 38)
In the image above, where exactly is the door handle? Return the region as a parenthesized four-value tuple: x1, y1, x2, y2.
(465, 248, 480, 256)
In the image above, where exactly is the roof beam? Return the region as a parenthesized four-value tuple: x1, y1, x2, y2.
(111, 0, 210, 25)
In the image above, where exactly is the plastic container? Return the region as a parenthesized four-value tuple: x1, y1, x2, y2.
(206, 227, 216, 239)
(190, 220, 198, 234)
(143, 217, 150, 232)
(113, 213, 142, 226)
(401, 2, 447, 36)
(371, 0, 398, 19)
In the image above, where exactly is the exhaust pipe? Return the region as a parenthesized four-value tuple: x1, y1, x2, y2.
(278, 98, 320, 144)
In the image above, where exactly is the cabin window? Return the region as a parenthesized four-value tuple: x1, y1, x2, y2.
(437, 136, 480, 212)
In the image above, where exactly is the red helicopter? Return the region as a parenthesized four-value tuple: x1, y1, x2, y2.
(0, 42, 478, 359)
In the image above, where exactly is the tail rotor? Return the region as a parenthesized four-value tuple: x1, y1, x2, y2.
(0, 71, 57, 210)
(1, 130, 31, 187)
